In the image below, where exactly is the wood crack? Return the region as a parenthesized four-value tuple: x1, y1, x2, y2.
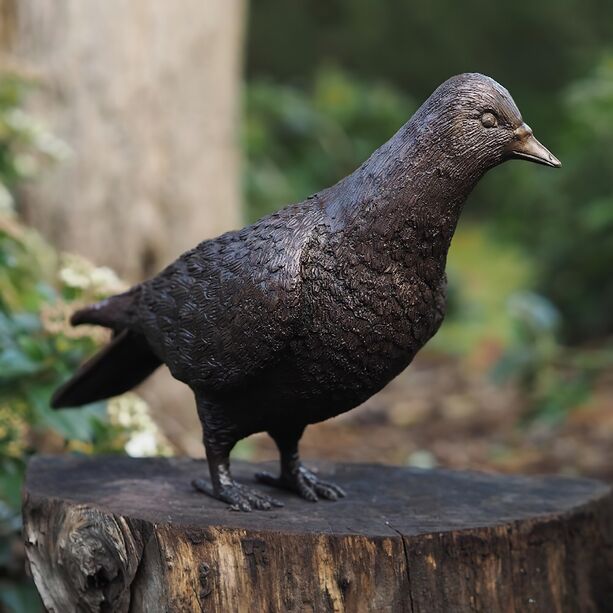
(388, 522, 416, 613)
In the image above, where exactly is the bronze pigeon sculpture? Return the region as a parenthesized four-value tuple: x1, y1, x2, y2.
(52, 73, 560, 511)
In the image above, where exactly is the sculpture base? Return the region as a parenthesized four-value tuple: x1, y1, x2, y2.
(23, 455, 613, 612)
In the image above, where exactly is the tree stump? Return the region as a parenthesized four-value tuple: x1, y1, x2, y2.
(23, 456, 613, 612)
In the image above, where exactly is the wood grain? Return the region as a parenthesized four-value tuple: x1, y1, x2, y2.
(23, 456, 613, 612)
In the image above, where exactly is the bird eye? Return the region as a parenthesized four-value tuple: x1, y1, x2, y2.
(481, 112, 498, 128)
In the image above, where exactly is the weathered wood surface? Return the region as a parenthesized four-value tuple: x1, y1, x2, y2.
(23, 456, 613, 612)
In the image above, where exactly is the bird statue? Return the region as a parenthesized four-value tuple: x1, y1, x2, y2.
(52, 73, 560, 511)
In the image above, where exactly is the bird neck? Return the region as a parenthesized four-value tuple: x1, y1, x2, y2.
(328, 119, 487, 263)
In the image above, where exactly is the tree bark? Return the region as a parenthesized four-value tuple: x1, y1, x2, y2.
(0, 0, 244, 281)
(0, 0, 246, 454)
(23, 456, 613, 612)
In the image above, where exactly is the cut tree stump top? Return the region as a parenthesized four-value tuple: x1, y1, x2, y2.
(23, 456, 613, 612)
(23, 455, 608, 534)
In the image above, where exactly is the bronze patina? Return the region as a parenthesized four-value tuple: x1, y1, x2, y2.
(52, 74, 560, 511)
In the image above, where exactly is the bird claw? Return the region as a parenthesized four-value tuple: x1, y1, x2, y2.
(191, 478, 284, 512)
(255, 466, 346, 502)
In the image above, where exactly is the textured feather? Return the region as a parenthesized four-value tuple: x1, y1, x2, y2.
(71, 290, 138, 329)
(51, 330, 161, 408)
(53, 73, 536, 431)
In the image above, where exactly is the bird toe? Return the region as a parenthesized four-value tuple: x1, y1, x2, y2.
(294, 476, 319, 502)
(255, 466, 345, 502)
(193, 477, 284, 512)
(319, 480, 346, 498)
(229, 499, 253, 512)
(311, 482, 339, 500)
(301, 468, 346, 500)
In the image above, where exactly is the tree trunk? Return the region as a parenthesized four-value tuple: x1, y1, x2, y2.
(0, 0, 245, 454)
(0, 0, 244, 281)
(23, 456, 613, 612)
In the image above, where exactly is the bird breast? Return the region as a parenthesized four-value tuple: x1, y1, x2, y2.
(293, 230, 447, 407)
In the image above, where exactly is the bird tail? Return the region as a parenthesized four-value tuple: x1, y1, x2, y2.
(51, 330, 162, 409)
(70, 289, 138, 329)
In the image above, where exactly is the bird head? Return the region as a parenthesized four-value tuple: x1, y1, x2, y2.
(424, 73, 561, 171)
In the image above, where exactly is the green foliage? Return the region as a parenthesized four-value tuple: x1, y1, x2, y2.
(248, 2, 613, 345)
(487, 54, 613, 343)
(244, 66, 414, 221)
(492, 292, 612, 424)
(0, 72, 127, 613)
(533, 55, 613, 343)
(431, 225, 532, 354)
(248, 0, 613, 145)
(0, 218, 129, 453)
(0, 221, 130, 613)
(0, 72, 171, 612)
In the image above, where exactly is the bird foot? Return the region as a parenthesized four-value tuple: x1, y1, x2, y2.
(255, 465, 346, 502)
(191, 478, 284, 512)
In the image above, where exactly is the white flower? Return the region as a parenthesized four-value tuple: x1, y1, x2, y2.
(58, 253, 126, 294)
(89, 266, 124, 294)
(58, 264, 91, 289)
(125, 431, 159, 458)
(107, 393, 172, 457)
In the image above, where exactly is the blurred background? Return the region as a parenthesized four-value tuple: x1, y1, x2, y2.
(0, 1, 612, 609)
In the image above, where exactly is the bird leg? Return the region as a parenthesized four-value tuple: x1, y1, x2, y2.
(255, 427, 346, 501)
(192, 455, 283, 512)
(191, 398, 283, 511)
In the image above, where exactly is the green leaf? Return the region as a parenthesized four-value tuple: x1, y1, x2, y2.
(0, 579, 42, 613)
(0, 471, 23, 511)
(0, 347, 42, 379)
(30, 394, 107, 443)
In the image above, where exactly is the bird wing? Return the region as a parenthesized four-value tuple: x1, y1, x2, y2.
(135, 202, 325, 391)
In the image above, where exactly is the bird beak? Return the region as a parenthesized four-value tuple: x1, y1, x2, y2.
(507, 123, 561, 168)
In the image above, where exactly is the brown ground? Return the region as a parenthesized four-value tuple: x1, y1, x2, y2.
(247, 352, 613, 482)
